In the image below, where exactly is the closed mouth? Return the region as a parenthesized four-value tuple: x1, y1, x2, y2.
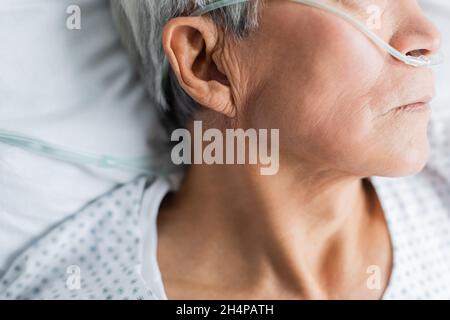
(392, 96, 433, 113)
(395, 102, 429, 112)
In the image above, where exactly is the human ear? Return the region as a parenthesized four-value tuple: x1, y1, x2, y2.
(162, 17, 236, 118)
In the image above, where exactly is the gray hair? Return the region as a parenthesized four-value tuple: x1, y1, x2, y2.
(111, 0, 263, 129)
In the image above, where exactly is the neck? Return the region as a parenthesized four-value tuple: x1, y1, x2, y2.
(158, 160, 387, 299)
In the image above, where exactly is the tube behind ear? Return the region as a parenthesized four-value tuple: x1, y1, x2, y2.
(190, 0, 445, 67)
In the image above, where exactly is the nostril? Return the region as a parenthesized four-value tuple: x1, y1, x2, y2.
(406, 49, 429, 58)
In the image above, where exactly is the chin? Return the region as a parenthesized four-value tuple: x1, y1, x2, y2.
(384, 144, 430, 177)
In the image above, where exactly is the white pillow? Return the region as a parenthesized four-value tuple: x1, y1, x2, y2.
(0, 0, 167, 273)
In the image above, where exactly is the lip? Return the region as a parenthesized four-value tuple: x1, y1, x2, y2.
(393, 96, 433, 113)
(396, 102, 429, 112)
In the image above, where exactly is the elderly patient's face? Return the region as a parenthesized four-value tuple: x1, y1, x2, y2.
(234, 0, 440, 177)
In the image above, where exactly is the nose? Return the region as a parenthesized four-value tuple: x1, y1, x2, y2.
(389, 8, 442, 61)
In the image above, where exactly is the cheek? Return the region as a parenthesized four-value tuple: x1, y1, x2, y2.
(256, 7, 387, 124)
(264, 15, 386, 161)
(244, 8, 430, 176)
(290, 101, 377, 171)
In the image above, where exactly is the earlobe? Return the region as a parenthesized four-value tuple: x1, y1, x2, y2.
(162, 17, 237, 118)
